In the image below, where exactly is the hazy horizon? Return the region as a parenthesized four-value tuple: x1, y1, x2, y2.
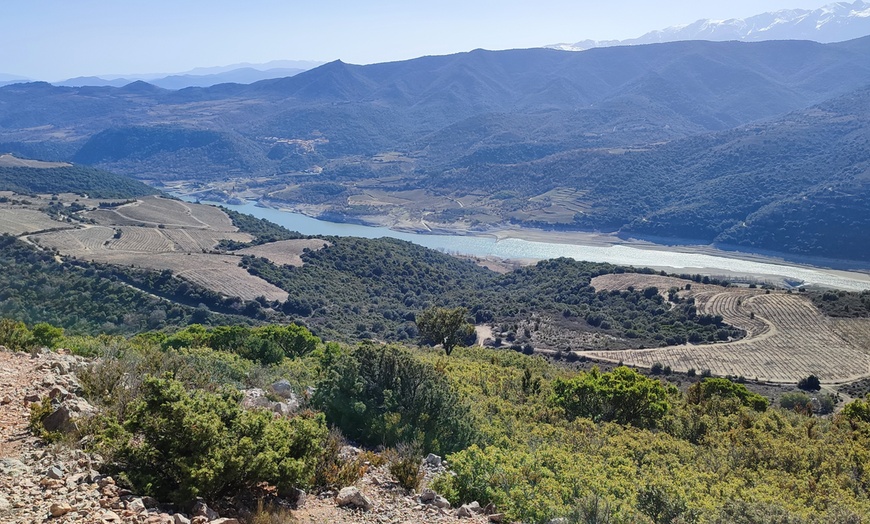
(1, 0, 840, 80)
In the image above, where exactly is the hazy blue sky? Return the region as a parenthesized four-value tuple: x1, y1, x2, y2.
(2, 0, 831, 80)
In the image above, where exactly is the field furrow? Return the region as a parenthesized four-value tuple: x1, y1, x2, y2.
(585, 274, 870, 384)
(108, 227, 175, 253)
(32, 226, 115, 252)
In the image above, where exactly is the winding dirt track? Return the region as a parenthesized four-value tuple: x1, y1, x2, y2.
(580, 274, 870, 384)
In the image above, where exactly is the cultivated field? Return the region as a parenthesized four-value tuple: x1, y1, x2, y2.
(82, 196, 237, 231)
(581, 274, 870, 384)
(235, 239, 330, 267)
(27, 197, 286, 302)
(0, 208, 70, 235)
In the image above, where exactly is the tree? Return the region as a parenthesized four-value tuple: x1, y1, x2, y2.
(797, 374, 821, 391)
(416, 307, 475, 356)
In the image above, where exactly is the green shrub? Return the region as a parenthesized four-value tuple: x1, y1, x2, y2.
(551, 366, 675, 429)
(31, 322, 64, 349)
(386, 442, 424, 491)
(162, 323, 321, 365)
(686, 378, 768, 412)
(0, 318, 34, 350)
(780, 392, 812, 412)
(313, 342, 477, 455)
(312, 429, 367, 491)
(28, 397, 61, 442)
(97, 375, 327, 502)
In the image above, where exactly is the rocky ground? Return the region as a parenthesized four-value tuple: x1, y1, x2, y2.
(0, 348, 498, 524)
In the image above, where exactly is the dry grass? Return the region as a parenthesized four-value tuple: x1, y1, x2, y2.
(235, 239, 330, 267)
(580, 274, 870, 384)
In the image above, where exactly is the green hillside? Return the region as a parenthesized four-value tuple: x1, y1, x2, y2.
(0, 164, 158, 198)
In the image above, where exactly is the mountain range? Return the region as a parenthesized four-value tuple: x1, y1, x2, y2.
(2, 37, 870, 262)
(549, 0, 870, 51)
(0, 60, 323, 89)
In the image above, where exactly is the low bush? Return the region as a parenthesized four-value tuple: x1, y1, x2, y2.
(313, 343, 477, 455)
(386, 442, 424, 491)
(95, 375, 327, 502)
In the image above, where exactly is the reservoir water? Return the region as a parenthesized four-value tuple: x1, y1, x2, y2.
(199, 200, 870, 291)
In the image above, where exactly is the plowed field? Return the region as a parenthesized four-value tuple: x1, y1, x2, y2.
(581, 274, 870, 384)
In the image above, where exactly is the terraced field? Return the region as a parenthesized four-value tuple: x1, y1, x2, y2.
(582, 274, 870, 384)
(235, 239, 330, 267)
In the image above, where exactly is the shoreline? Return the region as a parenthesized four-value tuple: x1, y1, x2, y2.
(274, 204, 870, 288)
(173, 193, 870, 289)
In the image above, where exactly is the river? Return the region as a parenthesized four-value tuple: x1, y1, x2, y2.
(194, 199, 870, 291)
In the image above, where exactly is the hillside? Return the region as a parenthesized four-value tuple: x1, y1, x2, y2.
(431, 86, 870, 261)
(2, 39, 870, 259)
(0, 155, 158, 198)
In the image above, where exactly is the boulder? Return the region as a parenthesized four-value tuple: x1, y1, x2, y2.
(433, 496, 451, 509)
(457, 505, 475, 518)
(277, 486, 307, 508)
(191, 500, 219, 521)
(128, 497, 147, 513)
(42, 398, 97, 433)
(271, 379, 295, 398)
(173, 514, 191, 524)
(336, 486, 373, 510)
(489, 514, 505, 523)
(425, 453, 442, 467)
(419, 488, 437, 503)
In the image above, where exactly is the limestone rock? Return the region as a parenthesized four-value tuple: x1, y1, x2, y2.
(46, 465, 65, 479)
(271, 379, 295, 398)
(49, 502, 72, 517)
(419, 488, 437, 503)
(425, 453, 442, 467)
(129, 497, 147, 513)
(211, 519, 241, 524)
(0, 458, 30, 476)
(489, 514, 505, 523)
(173, 514, 191, 524)
(457, 504, 474, 518)
(336, 486, 373, 510)
(192, 500, 219, 520)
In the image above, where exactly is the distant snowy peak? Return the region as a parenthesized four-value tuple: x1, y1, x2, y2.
(548, 0, 870, 51)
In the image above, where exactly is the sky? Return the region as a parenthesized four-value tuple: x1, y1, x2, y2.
(1, 0, 832, 80)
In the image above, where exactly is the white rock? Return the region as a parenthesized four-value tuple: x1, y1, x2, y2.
(336, 486, 373, 510)
(128, 497, 146, 513)
(425, 453, 442, 467)
(173, 514, 191, 524)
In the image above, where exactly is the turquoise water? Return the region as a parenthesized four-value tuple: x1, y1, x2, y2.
(193, 199, 870, 291)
